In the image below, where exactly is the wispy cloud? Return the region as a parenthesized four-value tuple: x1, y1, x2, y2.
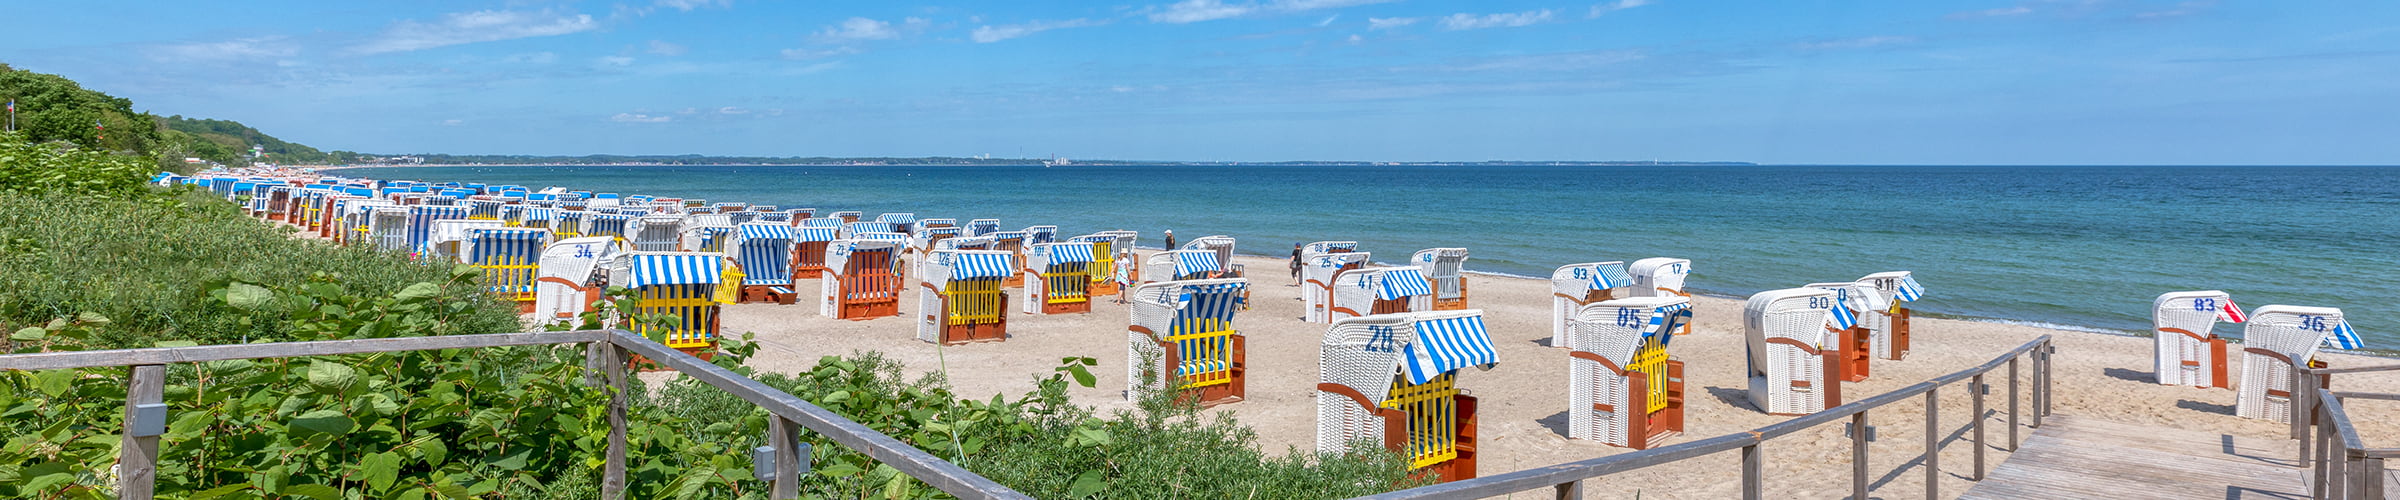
(1588, 0, 1652, 18)
(1439, 10, 1556, 30)
(1317, 15, 1340, 27)
(1149, 0, 1394, 24)
(815, 17, 901, 42)
(147, 36, 297, 62)
(655, 0, 730, 12)
(779, 46, 861, 60)
(351, 9, 598, 55)
(611, 112, 672, 123)
(647, 40, 688, 56)
(971, 18, 1106, 43)
(1367, 17, 1420, 30)
(1948, 5, 2032, 19)
(2133, 1, 2212, 20)
(596, 56, 635, 67)
(717, 106, 749, 115)
(1794, 35, 1918, 50)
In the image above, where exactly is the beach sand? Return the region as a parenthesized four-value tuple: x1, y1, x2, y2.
(714, 252, 2400, 499)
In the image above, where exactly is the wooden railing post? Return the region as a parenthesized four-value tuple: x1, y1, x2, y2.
(2008, 357, 2020, 451)
(1924, 387, 1940, 499)
(2364, 457, 2386, 500)
(2041, 343, 2055, 418)
(600, 341, 629, 500)
(2292, 363, 2311, 466)
(1850, 411, 1868, 500)
(1742, 443, 1762, 500)
(1972, 374, 1986, 481)
(1552, 479, 1581, 500)
(770, 416, 804, 499)
(120, 364, 165, 500)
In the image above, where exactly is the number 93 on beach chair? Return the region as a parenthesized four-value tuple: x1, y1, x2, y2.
(1317, 309, 1496, 482)
(2236, 305, 2364, 423)
(1551, 261, 1631, 348)
(1566, 296, 1692, 449)
(1024, 241, 1096, 315)
(1412, 248, 1470, 310)
(2153, 291, 2243, 389)
(916, 250, 1013, 344)
(818, 239, 904, 320)
(608, 252, 740, 364)
(1127, 278, 1250, 407)
(1744, 287, 1850, 416)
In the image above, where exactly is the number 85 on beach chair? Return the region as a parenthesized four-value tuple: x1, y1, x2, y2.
(1317, 310, 1496, 482)
(1567, 297, 1692, 449)
(2153, 291, 2242, 389)
(1127, 278, 1250, 408)
(2236, 305, 2363, 423)
(1744, 288, 1847, 416)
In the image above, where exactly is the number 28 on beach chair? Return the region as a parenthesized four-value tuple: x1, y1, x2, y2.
(1305, 251, 1371, 323)
(1331, 267, 1431, 320)
(1568, 297, 1692, 449)
(1856, 271, 1924, 360)
(729, 223, 799, 304)
(467, 228, 551, 314)
(2152, 291, 2242, 388)
(1317, 310, 1496, 482)
(1744, 288, 1847, 416)
(1128, 278, 1250, 407)
(916, 250, 1013, 344)
(1024, 242, 1096, 315)
(1551, 262, 1630, 348)
(533, 236, 622, 325)
(817, 239, 903, 320)
(2236, 305, 2363, 423)
(609, 252, 739, 365)
(1412, 248, 1470, 311)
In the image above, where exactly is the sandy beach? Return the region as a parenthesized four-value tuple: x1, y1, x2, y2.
(713, 251, 2399, 499)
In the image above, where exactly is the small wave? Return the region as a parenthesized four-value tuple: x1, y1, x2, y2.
(1963, 318, 2143, 336)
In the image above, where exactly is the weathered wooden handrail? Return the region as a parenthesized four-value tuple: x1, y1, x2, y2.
(1357, 335, 2054, 500)
(0, 329, 1031, 500)
(2301, 360, 2397, 499)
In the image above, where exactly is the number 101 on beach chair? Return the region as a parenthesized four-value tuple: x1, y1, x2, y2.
(1318, 310, 1497, 482)
(1127, 278, 1250, 408)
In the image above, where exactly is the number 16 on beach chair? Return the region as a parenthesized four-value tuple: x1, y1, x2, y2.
(1551, 262, 1631, 348)
(1317, 310, 1496, 482)
(466, 228, 551, 313)
(1567, 296, 1692, 449)
(916, 250, 1013, 344)
(730, 222, 799, 304)
(2235, 305, 2363, 423)
(1024, 242, 1095, 315)
(2152, 291, 2242, 388)
(609, 252, 739, 365)
(818, 239, 903, 320)
(1744, 288, 1846, 416)
(1127, 278, 1250, 407)
(1413, 248, 1471, 311)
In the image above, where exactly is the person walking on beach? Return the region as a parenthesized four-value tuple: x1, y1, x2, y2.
(1289, 242, 1303, 286)
(1163, 230, 1175, 250)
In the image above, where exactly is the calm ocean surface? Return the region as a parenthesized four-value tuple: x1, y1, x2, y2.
(334, 164, 2400, 350)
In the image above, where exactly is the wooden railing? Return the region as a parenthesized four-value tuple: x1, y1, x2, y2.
(1356, 335, 2054, 500)
(0, 329, 1031, 500)
(2297, 362, 2400, 499)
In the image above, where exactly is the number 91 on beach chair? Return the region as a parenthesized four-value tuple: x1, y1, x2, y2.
(2153, 291, 2242, 389)
(1127, 278, 1250, 407)
(1567, 296, 1692, 449)
(2236, 305, 2364, 423)
(1744, 288, 1848, 416)
(1318, 310, 1497, 482)
(917, 250, 1013, 344)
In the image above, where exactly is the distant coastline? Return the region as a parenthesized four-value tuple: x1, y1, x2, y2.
(319, 159, 1758, 169)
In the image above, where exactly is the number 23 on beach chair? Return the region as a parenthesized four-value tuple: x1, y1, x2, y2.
(1317, 310, 1497, 482)
(2236, 305, 2363, 423)
(1567, 296, 1692, 449)
(2153, 291, 2242, 389)
(1744, 288, 1848, 416)
(1128, 278, 1250, 408)
(917, 250, 1012, 344)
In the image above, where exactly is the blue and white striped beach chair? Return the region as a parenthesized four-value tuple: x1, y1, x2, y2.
(1128, 278, 1251, 407)
(729, 223, 799, 304)
(468, 228, 551, 312)
(916, 250, 1015, 344)
(1318, 309, 1495, 481)
(1024, 242, 1096, 315)
(1568, 297, 1691, 449)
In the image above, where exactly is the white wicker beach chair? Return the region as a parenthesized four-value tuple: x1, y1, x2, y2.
(534, 237, 623, 325)
(1069, 234, 1122, 297)
(1145, 249, 1225, 283)
(1744, 288, 1844, 416)
(2153, 291, 2241, 388)
(427, 219, 505, 262)
(1023, 242, 1096, 315)
(818, 239, 904, 320)
(1317, 309, 1494, 482)
(1413, 248, 1471, 311)
(916, 250, 1013, 344)
(1180, 235, 1237, 276)
(790, 226, 840, 279)
(967, 219, 1001, 237)
(1305, 252, 1373, 323)
(680, 224, 735, 253)
(1127, 278, 1250, 407)
(1550, 262, 1631, 348)
(405, 205, 471, 256)
(1804, 282, 1884, 382)
(1855, 271, 1924, 360)
(630, 215, 683, 252)
(2236, 305, 2362, 422)
(1567, 296, 1692, 449)
(1330, 267, 1430, 321)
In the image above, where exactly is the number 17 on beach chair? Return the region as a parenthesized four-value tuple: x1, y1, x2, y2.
(2235, 305, 2363, 423)
(1413, 248, 1470, 311)
(1744, 288, 1846, 416)
(1568, 296, 1692, 449)
(1127, 278, 1250, 407)
(917, 250, 1013, 344)
(2153, 291, 2242, 389)
(1317, 310, 1496, 482)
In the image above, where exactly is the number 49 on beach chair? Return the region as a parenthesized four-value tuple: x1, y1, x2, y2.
(1317, 310, 1496, 482)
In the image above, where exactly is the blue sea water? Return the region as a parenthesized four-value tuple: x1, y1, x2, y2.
(333, 164, 2400, 349)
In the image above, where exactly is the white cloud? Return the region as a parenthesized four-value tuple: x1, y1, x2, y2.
(1151, 0, 1253, 23)
(1317, 15, 1340, 27)
(500, 52, 559, 64)
(718, 106, 749, 115)
(1347, 34, 1363, 43)
(1367, 17, 1419, 30)
(647, 40, 688, 56)
(1949, 6, 2032, 19)
(1588, 0, 1652, 18)
(816, 17, 899, 42)
(149, 36, 297, 62)
(655, 0, 729, 12)
(611, 113, 672, 123)
(1438, 10, 1556, 30)
(350, 9, 599, 55)
(971, 18, 1105, 43)
(1794, 35, 1917, 50)
(441, 119, 464, 126)
(779, 46, 861, 60)
(596, 56, 635, 66)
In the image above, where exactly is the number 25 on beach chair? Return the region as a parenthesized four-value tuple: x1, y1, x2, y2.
(818, 239, 903, 320)
(1567, 297, 1692, 449)
(1305, 251, 1371, 323)
(466, 228, 551, 314)
(917, 250, 1013, 344)
(1024, 242, 1096, 315)
(1317, 310, 1496, 482)
(1127, 278, 1250, 407)
(1551, 262, 1631, 348)
(609, 252, 738, 366)
(1412, 248, 1470, 311)
(1856, 271, 1923, 360)
(2236, 305, 2362, 423)
(533, 236, 622, 325)
(1744, 288, 1847, 416)
(1804, 282, 1882, 382)
(2152, 291, 2242, 389)
(729, 222, 799, 304)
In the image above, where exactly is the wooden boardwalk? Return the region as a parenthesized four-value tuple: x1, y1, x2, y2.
(1963, 415, 2322, 499)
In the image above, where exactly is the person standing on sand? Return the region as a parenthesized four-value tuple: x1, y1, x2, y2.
(1163, 230, 1175, 250)
(1289, 242, 1303, 286)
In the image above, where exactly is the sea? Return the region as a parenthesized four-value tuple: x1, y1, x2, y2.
(330, 164, 2400, 352)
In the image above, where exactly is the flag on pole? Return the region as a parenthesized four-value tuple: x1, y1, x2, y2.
(2215, 299, 2246, 323)
(5, 100, 13, 113)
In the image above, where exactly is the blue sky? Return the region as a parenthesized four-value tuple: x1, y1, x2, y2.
(6, 1, 2397, 164)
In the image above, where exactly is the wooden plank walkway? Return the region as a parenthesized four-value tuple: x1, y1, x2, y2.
(1963, 415, 2317, 499)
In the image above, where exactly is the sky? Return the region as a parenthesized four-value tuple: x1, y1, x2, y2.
(5, 0, 2397, 164)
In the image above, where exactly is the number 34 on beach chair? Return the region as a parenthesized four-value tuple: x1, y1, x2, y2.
(1127, 278, 1250, 408)
(1317, 310, 1497, 482)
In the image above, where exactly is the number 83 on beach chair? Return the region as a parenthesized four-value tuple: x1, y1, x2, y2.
(2153, 291, 2242, 389)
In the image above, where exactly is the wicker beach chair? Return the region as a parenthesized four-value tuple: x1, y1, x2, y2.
(405, 205, 471, 258)
(831, 210, 862, 223)
(1744, 288, 1845, 416)
(1627, 258, 1693, 298)
(729, 223, 799, 304)
(1568, 296, 1692, 449)
(818, 239, 904, 320)
(466, 228, 551, 313)
(990, 231, 1030, 287)
(1147, 249, 1227, 283)
(533, 236, 622, 325)
(1128, 278, 1250, 407)
(1413, 248, 1471, 311)
(2236, 305, 2362, 422)
(1180, 235, 1238, 277)
(916, 250, 1013, 344)
(1023, 242, 1096, 315)
(1317, 309, 1495, 482)
(630, 215, 684, 252)
(1805, 282, 1885, 382)
(1855, 271, 1923, 360)
(790, 226, 840, 279)
(1023, 225, 1058, 244)
(586, 213, 634, 241)
(427, 219, 505, 262)
(467, 199, 506, 221)
(1305, 252, 1373, 323)
(1331, 267, 1431, 321)
(966, 219, 1001, 237)
(2153, 291, 2242, 388)
(609, 252, 738, 364)
(1551, 262, 1632, 348)
(681, 224, 735, 253)
(1067, 235, 1121, 297)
